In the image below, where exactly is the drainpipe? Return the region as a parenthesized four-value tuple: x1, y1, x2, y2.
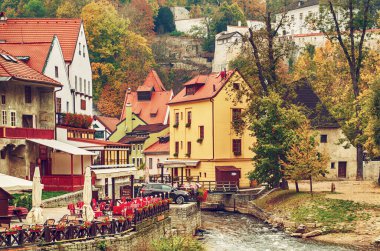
(211, 98, 215, 160)
(54, 86, 63, 140)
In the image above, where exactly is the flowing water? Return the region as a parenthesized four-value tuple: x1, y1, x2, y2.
(200, 211, 354, 251)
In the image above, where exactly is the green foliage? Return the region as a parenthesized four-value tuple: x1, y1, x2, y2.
(169, 30, 185, 37)
(23, 0, 46, 17)
(247, 91, 307, 188)
(97, 240, 107, 251)
(151, 236, 204, 251)
(154, 7, 175, 34)
(10, 193, 32, 210)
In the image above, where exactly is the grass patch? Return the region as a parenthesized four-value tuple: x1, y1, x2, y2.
(42, 191, 68, 200)
(10, 191, 68, 210)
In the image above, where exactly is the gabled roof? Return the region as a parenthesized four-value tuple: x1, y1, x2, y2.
(0, 42, 52, 72)
(120, 70, 172, 124)
(286, 0, 319, 11)
(292, 79, 339, 128)
(118, 135, 148, 144)
(94, 116, 119, 133)
(169, 70, 236, 105)
(217, 31, 242, 41)
(143, 139, 169, 154)
(133, 124, 169, 133)
(0, 48, 61, 86)
(142, 70, 166, 91)
(0, 18, 82, 62)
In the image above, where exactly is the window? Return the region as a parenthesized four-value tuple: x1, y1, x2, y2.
(79, 78, 82, 92)
(25, 86, 32, 103)
(199, 172, 202, 177)
(132, 158, 135, 165)
(199, 126, 204, 139)
(80, 99, 86, 110)
(331, 162, 335, 169)
(149, 158, 153, 169)
(10, 111, 16, 126)
(84, 79, 86, 94)
(88, 82, 91, 96)
(66, 101, 69, 112)
(175, 112, 179, 125)
(204, 172, 206, 178)
(185, 169, 191, 177)
(2, 111, 7, 125)
(132, 145, 136, 151)
(233, 83, 240, 90)
(55, 66, 59, 78)
(187, 141, 191, 156)
(187, 111, 192, 125)
(320, 134, 327, 143)
(175, 142, 179, 154)
(232, 108, 242, 121)
(1, 95, 5, 105)
(94, 131, 105, 139)
(83, 45, 86, 57)
(79, 42, 81, 55)
(56, 98, 62, 113)
(186, 86, 197, 95)
(232, 139, 242, 156)
(75, 76, 78, 90)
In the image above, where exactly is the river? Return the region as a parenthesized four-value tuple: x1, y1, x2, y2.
(200, 211, 354, 251)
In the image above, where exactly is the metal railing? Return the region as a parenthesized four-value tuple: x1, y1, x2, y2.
(198, 181, 239, 193)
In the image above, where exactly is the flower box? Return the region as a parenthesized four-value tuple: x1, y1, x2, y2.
(185, 123, 191, 128)
(173, 123, 179, 128)
(197, 138, 203, 143)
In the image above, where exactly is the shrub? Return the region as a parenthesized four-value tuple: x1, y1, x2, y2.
(169, 31, 185, 37)
(151, 236, 204, 251)
(61, 113, 93, 129)
(10, 193, 32, 210)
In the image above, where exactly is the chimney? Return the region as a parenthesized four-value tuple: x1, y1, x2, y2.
(238, 21, 241, 27)
(0, 12, 7, 23)
(125, 103, 133, 133)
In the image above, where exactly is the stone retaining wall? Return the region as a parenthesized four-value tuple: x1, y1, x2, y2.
(170, 203, 201, 235)
(33, 218, 171, 251)
(42, 191, 83, 208)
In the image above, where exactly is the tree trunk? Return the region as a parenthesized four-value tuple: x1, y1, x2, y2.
(309, 176, 313, 195)
(280, 178, 288, 190)
(295, 180, 299, 193)
(356, 143, 364, 180)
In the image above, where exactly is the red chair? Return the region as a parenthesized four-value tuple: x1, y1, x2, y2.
(113, 206, 123, 215)
(67, 204, 76, 215)
(77, 201, 84, 209)
(91, 199, 97, 210)
(121, 197, 126, 203)
(99, 202, 106, 211)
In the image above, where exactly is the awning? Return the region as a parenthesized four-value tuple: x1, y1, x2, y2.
(0, 173, 37, 192)
(91, 167, 137, 179)
(216, 166, 241, 172)
(163, 160, 200, 168)
(27, 139, 97, 156)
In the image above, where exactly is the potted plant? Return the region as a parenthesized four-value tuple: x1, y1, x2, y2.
(118, 216, 125, 223)
(30, 225, 43, 233)
(173, 153, 178, 157)
(185, 153, 190, 157)
(101, 217, 110, 226)
(137, 207, 143, 213)
(6, 226, 20, 235)
(56, 223, 66, 232)
(126, 214, 134, 222)
(185, 122, 191, 128)
(80, 221, 92, 230)
(173, 123, 179, 128)
(197, 138, 203, 143)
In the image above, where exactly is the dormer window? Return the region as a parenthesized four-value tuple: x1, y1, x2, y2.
(185, 84, 203, 95)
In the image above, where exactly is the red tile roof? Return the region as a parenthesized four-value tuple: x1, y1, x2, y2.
(168, 70, 236, 105)
(0, 18, 82, 62)
(143, 70, 166, 91)
(0, 48, 61, 86)
(94, 116, 119, 133)
(118, 135, 148, 144)
(143, 139, 169, 154)
(120, 70, 172, 124)
(133, 124, 168, 133)
(0, 42, 52, 72)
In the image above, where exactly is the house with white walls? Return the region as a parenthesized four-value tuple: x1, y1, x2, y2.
(0, 17, 93, 116)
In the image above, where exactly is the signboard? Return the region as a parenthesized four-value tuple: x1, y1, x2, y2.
(120, 185, 132, 198)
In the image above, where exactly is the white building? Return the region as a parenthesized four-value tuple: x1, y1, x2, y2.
(92, 115, 119, 140)
(0, 17, 93, 116)
(143, 136, 170, 181)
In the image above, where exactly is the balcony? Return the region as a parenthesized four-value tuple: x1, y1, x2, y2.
(0, 127, 54, 139)
(41, 175, 86, 192)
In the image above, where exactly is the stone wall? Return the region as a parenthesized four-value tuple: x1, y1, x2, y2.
(34, 218, 171, 251)
(42, 190, 83, 208)
(169, 203, 201, 235)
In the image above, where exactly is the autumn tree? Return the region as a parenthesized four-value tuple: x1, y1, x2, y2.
(23, 0, 46, 17)
(281, 122, 329, 193)
(81, 0, 155, 116)
(56, 0, 90, 18)
(247, 92, 307, 188)
(308, 0, 379, 180)
(121, 0, 155, 37)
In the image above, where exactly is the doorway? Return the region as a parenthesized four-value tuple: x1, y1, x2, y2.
(22, 115, 33, 128)
(338, 162, 347, 178)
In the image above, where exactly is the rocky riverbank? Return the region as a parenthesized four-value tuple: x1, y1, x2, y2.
(204, 186, 380, 250)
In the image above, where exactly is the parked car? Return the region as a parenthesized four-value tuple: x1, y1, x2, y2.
(139, 183, 190, 204)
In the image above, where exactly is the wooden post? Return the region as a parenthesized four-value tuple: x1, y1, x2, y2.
(130, 175, 134, 198)
(161, 164, 164, 183)
(105, 178, 108, 197)
(171, 168, 174, 186)
(112, 177, 115, 202)
(71, 154, 74, 191)
(181, 167, 184, 186)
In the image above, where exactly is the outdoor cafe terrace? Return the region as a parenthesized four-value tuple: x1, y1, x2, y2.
(0, 196, 170, 249)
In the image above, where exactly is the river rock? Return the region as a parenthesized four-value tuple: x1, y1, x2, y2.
(373, 236, 380, 246)
(291, 233, 303, 238)
(295, 224, 307, 234)
(302, 230, 323, 238)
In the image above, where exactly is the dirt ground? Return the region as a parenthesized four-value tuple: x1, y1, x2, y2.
(289, 180, 380, 205)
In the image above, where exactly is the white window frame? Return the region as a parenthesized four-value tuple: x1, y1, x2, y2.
(10, 111, 16, 127)
(2, 110, 7, 125)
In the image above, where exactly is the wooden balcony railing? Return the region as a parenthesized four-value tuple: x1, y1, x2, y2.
(0, 127, 54, 139)
(41, 175, 85, 192)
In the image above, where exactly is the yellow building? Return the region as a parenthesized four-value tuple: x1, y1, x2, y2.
(164, 70, 254, 188)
